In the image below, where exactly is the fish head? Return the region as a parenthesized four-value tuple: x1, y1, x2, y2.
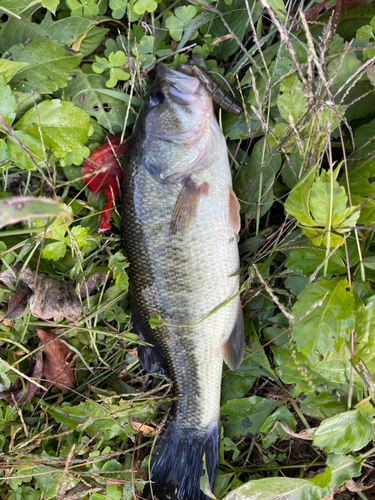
(134, 65, 217, 182)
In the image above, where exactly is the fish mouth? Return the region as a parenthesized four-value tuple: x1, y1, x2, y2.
(156, 65, 201, 105)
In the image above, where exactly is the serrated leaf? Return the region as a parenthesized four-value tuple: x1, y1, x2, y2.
(277, 74, 307, 123)
(0, 75, 16, 127)
(42, 241, 67, 261)
(108, 252, 129, 291)
(291, 277, 354, 367)
(284, 166, 317, 226)
(8, 38, 81, 94)
(313, 410, 373, 453)
(15, 99, 91, 159)
(220, 396, 277, 438)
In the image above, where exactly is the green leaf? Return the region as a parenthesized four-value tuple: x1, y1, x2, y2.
(108, 50, 126, 67)
(233, 137, 281, 219)
(284, 166, 317, 226)
(39, 13, 93, 45)
(15, 99, 91, 159)
(222, 477, 323, 500)
(0, 197, 70, 229)
(0, 60, 29, 83)
(165, 16, 184, 42)
(220, 396, 277, 438)
(133, 0, 157, 15)
(108, 252, 129, 291)
(149, 315, 164, 329)
(277, 74, 307, 123)
(356, 24, 374, 39)
(313, 410, 373, 453)
(42, 241, 67, 261)
(259, 407, 297, 448)
(41, 0, 59, 14)
(291, 277, 354, 367)
(137, 35, 154, 54)
(175, 5, 197, 23)
(326, 454, 363, 489)
(7, 130, 44, 171)
(0, 75, 16, 127)
(286, 247, 347, 276)
(306, 467, 332, 488)
(66, 226, 91, 249)
(7, 38, 81, 94)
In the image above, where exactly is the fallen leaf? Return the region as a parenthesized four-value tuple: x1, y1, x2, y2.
(1, 284, 32, 321)
(82, 135, 129, 232)
(37, 329, 76, 389)
(0, 265, 81, 321)
(0, 350, 43, 405)
(130, 419, 156, 436)
(267, 421, 315, 440)
(80, 270, 112, 300)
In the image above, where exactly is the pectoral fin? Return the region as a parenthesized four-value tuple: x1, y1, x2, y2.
(170, 177, 208, 236)
(229, 186, 241, 236)
(223, 301, 244, 370)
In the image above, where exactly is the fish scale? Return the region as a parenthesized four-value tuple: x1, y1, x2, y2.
(122, 64, 243, 500)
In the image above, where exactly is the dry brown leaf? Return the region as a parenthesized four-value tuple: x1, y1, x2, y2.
(130, 420, 156, 436)
(37, 329, 76, 389)
(0, 351, 43, 405)
(0, 265, 81, 321)
(2, 284, 32, 321)
(267, 421, 315, 440)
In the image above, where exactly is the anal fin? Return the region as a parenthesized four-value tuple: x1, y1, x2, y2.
(223, 300, 244, 370)
(132, 307, 169, 376)
(170, 176, 209, 236)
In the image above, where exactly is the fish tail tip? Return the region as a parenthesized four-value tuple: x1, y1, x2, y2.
(144, 420, 219, 500)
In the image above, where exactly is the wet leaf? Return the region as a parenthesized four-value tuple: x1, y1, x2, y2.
(0, 197, 70, 228)
(8, 38, 81, 94)
(37, 329, 76, 389)
(313, 410, 373, 454)
(0, 351, 43, 406)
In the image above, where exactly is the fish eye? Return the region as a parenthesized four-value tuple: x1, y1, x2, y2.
(149, 90, 164, 106)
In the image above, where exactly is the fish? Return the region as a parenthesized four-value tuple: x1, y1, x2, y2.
(177, 58, 243, 116)
(122, 64, 244, 500)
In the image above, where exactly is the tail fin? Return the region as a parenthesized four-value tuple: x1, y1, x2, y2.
(145, 421, 219, 500)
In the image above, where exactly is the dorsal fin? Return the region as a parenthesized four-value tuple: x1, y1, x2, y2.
(223, 300, 244, 370)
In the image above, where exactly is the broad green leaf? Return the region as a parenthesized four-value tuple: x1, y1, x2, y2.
(260, 406, 297, 448)
(313, 410, 373, 453)
(220, 396, 277, 438)
(15, 99, 91, 159)
(277, 74, 307, 123)
(347, 159, 375, 196)
(42, 241, 67, 261)
(0, 76, 16, 127)
(356, 24, 373, 39)
(326, 454, 363, 489)
(67, 226, 91, 249)
(0, 0, 34, 15)
(354, 299, 375, 373)
(284, 167, 317, 226)
(306, 467, 332, 488)
(0, 6, 46, 53)
(65, 70, 129, 134)
(75, 25, 109, 58)
(0, 197, 70, 228)
(41, 0, 59, 14)
(39, 13, 93, 45)
(223, 477, 323, 500)
(291, 278, 354, 367)
(0, 60, 29, 83)
(7, 130, 45, 171)
(108, 50, 126, 67)
(8, 38, 81, 94)
(108, 252, 129, 291)
(267, 0, 287, 22)
(286, 247, 346, 276)
(233, 137, 281, 219)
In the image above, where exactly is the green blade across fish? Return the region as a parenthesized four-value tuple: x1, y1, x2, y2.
(122, 63, 244, 500)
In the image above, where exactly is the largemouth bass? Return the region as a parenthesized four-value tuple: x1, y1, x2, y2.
(122, 64, 244, 500)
